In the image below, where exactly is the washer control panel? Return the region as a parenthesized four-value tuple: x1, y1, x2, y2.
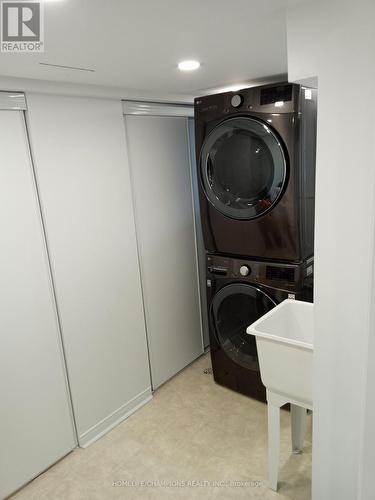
(206, 254, 313, 295)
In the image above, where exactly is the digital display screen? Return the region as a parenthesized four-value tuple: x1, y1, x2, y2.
(260, 85, 293, 105)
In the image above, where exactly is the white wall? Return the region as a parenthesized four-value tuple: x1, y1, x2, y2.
(287, 1, 375, 499)
(26, 94, 152, 446)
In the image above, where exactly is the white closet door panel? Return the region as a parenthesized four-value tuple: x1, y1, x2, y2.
(26, 94, 151, 444)
(0, 110, 76, 499)
(188, 118, 210, 348)
(125, 115, 203, 389)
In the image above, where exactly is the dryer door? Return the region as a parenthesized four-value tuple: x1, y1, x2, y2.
(200, 117, 287, 220)
(211, 283, 276, 370)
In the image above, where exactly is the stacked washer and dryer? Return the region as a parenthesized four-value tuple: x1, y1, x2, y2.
(194, 82, 317, 401)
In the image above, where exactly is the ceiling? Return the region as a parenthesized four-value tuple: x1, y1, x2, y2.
(0, 0, 288, 98)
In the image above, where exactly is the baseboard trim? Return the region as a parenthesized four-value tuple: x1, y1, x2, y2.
(78, 387, 153, 448)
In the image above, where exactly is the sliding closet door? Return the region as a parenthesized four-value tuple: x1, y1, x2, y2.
(26, 94, 151, 446)
(125, 113, 203, 389)
(188, 118, 210, 349)
(0, 107, 76, 499)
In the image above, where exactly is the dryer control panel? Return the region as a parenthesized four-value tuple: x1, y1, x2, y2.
(195, 82, 302, 118)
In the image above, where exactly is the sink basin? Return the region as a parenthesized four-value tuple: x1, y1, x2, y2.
(247, 299, 314, 407)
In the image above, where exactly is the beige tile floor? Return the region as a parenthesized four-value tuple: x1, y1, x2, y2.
(11, 353, 311, 500)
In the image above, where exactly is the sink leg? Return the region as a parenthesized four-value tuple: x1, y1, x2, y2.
(267, 402, 280, 491)
(291, 404, 307, 454)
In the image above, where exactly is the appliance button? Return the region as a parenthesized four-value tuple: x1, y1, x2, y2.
(239, 265, 250, 277)
(231, 94, 243, 108)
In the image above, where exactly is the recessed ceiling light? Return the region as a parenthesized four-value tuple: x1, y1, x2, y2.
(178, 60, 200, 71)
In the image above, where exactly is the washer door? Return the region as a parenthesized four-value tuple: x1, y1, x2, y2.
(200, 117, 287, 220)
(211, 283, 277, 370)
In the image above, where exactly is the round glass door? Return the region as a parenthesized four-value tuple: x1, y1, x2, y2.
(211, 283, 276, 370)
(200, 117, 287, 220)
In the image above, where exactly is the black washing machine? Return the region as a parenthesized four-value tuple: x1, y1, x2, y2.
(207, 254, 313, 401)
(195, 82, 317, 262)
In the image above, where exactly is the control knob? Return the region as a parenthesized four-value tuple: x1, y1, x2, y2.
(231, 94, 243, 108)
(239, 265, 250, 277)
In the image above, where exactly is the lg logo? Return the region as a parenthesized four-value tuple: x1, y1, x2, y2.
(1, 1, 44, 52)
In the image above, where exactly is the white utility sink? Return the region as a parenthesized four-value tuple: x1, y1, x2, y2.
(247, 299, 314, 490)
(247, 299, 314, 407)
